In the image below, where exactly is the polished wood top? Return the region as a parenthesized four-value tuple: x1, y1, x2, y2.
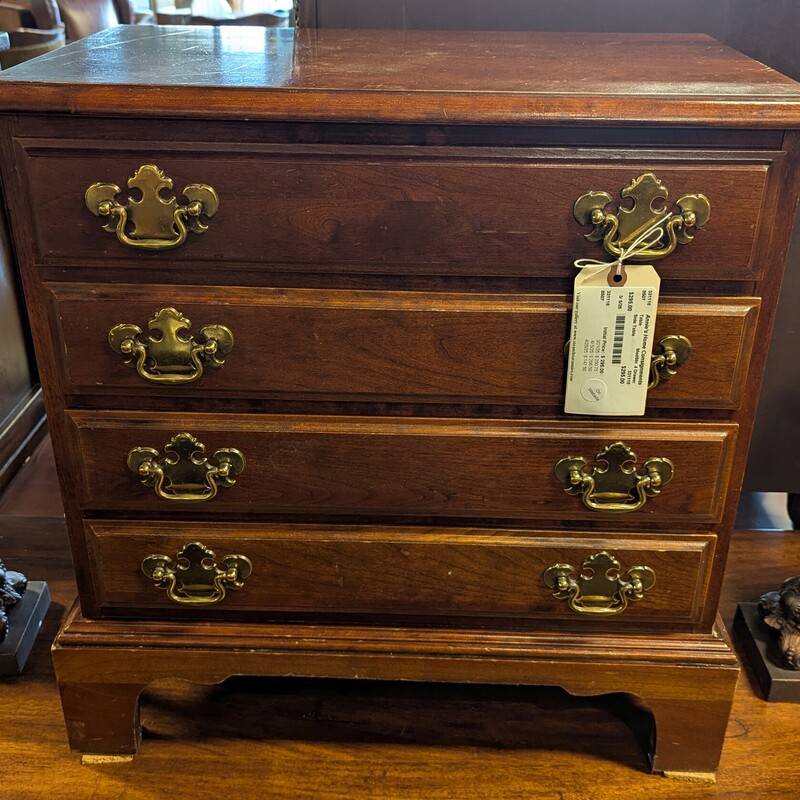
(1, 26, 800, 126)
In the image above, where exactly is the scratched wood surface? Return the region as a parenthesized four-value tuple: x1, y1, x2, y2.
(2, 28, 800, 128)
(83, 520, 715, 628)
(66, 411, 737, 525)
(50, 286, 759, 410)
(1, 507, 799, 799)
(20, 142, 773, 279)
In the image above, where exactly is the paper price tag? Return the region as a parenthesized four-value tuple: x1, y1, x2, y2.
(564, 265, 660, 416)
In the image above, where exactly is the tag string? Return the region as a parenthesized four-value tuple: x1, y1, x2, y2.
(573, 214, 673, 279)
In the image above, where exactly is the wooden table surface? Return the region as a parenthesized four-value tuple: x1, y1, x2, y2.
(3, 27, 800, 128)
(0, 513, 797, 799)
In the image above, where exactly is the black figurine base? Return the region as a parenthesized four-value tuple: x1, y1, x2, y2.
(0, 581, 50, 675)
(735, 601, 800, 702)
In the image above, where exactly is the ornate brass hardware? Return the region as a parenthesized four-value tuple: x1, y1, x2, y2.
(127, 433, 245, 502)
(649, 334, 692, 390)
(141, 541, 252, 605)
(85, 164, 219, 250)
(543, 551, 655, 615)
(108, 307, 233, 385)
(563, 333, 692, 392)
(554, 441, 673, 513)
(574, 173, 710, 261)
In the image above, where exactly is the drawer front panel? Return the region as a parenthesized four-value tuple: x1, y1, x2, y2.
(20, 143, 775, 280)
(68, 412, 737, 523)
(50, 284, 759, 409)
(85, 520, 716, 627)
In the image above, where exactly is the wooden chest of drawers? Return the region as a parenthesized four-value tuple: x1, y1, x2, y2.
(1, 26, 800, 776)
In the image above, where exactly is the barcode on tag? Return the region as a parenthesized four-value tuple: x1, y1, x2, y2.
(564, 265, 661, 416)
(611, 314, 625, 365)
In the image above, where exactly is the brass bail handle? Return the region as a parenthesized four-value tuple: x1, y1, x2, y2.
(649, 334, 692, 390)
(543, 551, 655, 615)
(127, 433, 245, 502)
(564, 334, 693, 391)
(109, 307, 233, 385)
(85, 164, 219, 250)
(573, 172, 710, 262)
(554, 441, 674, 513)
(142, 542, 252, 605)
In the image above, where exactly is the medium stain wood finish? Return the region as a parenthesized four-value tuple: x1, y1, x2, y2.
(1, 28, 800, 127)
(4, 514, 800, 798)
(84, 521, 716, 627)
(49, 285, 760, 409)
(52, 600, 739, 774)
(1, 27, 800, 775)
(18, 143, 776, 279)
(67, 411, 737, 524)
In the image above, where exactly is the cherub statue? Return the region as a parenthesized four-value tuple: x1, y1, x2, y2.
(0, 557, 27, 643)
(760, 575, 800, 670)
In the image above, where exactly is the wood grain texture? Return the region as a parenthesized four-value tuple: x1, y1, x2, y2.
(17, 141, 775, 280)
(51, 591, 739, 771)
(66, 411, 738, 524)
(48, 285, 760, 409)
(52, 631, 739, 773)
(0, 27, 798, 779)
(83, 520, 715, 627)
(1, 515, 798, 796)
(1, 28, 800, 127)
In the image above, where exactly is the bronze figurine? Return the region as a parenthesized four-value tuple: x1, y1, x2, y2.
(0, 557, 27, 643)
(760, 576, 800, 670)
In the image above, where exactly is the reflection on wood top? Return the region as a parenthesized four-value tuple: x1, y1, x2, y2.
(0, 26, 800, 125)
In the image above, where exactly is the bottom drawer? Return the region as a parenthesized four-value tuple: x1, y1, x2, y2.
(85, 521, 715, 629)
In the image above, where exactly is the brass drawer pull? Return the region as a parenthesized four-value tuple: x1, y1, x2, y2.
(564, 334, 693, 391)
(543, 551, 655, 615)
(127, 433, 244, 502)
(85, 164, 219, 250)
(574, 172, 710, 262)
(649, 334, 692, 390)
(109, 307, 233, 385)
(142, 542, 252, 605)
(554, 441, 673, 513)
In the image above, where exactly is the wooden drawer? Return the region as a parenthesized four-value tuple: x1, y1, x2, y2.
(18, 141, 777, 280)
(49, 284, 759, 410)
(84, 520, 716, 628)
(67, 411, 737, 524)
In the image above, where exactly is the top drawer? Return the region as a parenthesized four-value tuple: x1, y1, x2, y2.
(15, 140, 779, 280)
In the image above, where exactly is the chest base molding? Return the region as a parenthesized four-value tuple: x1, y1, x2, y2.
(53, 599, 738, 776)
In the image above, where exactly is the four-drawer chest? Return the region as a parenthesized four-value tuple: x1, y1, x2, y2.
(1, 26, 800, 776)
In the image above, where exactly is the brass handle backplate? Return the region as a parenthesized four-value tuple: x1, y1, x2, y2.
(564, 334, 693, 391)
(554, 441, 673, 513)
(142, 541, 252, 605)
(127, 432, 245, 502)
(574, 172, 710, 261)
(109, 307, 233, 385)
(85, 164, 219, 250)
(543, 551, 655, 615)
(649, 334, 692, 390)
